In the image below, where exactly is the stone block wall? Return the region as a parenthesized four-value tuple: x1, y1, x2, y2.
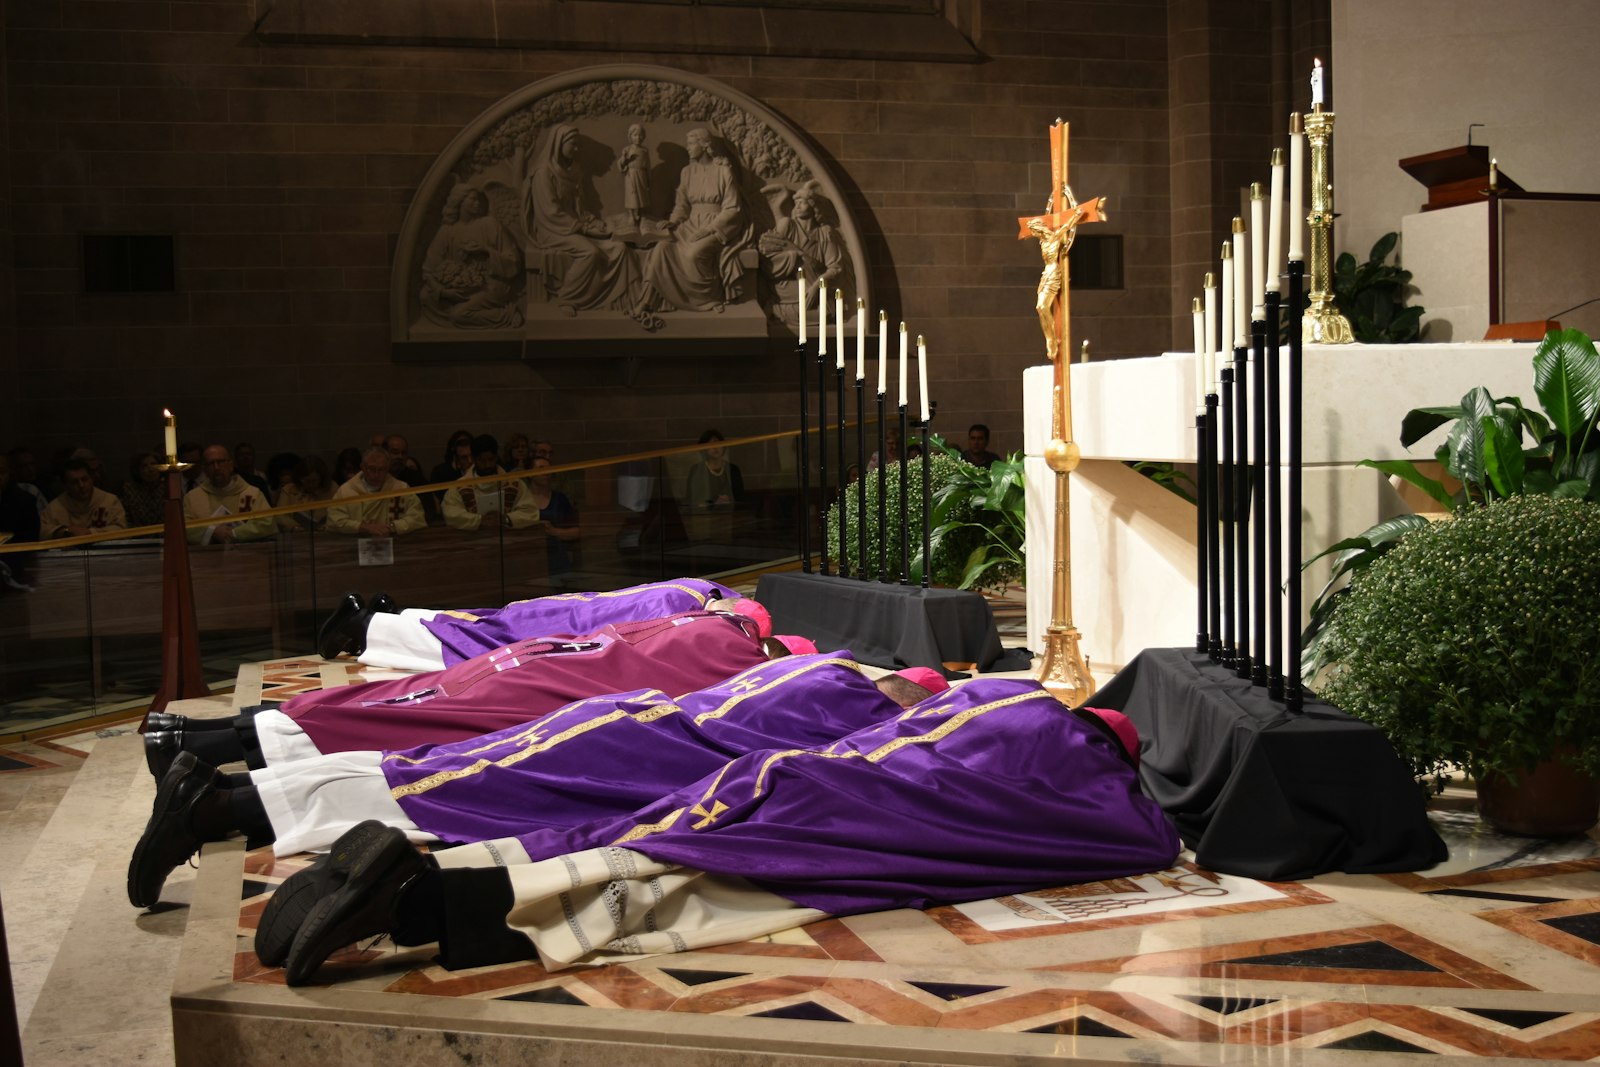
(1, 0, 1316, 487)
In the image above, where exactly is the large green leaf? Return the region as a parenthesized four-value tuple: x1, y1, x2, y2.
(1369, 231, 1399, 263)
(1481, 415, 1525, 498)
(1442, 388, 1496, 491)
(1533, 328, 1600, 442)
(1400, 405, 1466, 447)
(1357, 459, 1454, 511)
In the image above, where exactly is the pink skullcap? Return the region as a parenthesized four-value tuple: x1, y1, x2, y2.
(774, 634, 817, 656)
(728, 597, 773, 637)
(1082, 707, 1140, 766)
(893, 667, 948, 695)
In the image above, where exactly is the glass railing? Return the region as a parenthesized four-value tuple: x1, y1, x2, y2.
(0, 424, 884, 736)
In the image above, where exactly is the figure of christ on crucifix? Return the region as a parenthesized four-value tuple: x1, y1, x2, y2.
(1018, 179, 1107, 362)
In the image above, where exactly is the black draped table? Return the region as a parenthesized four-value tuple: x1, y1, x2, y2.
(755, 573, 1003, 674)
(1092, 647, 1448, 881)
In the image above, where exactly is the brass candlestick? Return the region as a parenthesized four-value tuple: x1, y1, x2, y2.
(1303, 105, 1353, 344)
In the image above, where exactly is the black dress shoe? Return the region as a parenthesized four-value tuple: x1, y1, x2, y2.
(143, 729, 185, 781)
(284, 821, 427, 985)
(369, 593, 400, 615)
(317, 592, 368, 660)
(127, 751, 223, 909)
(144, 712, 187, 733)
(255, 820, 400, 967)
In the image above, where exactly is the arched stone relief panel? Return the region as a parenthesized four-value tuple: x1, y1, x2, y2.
(392, 65, 869, 357)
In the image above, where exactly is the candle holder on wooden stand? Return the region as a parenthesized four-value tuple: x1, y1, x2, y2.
(1303, 105, 1354, 345)
(1232, 339, 1250, 679)
(148, 459, 207, 719)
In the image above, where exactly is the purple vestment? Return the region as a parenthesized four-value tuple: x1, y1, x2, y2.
(422, 578, 738, 665)
(383, 654, 897, 843)
(280, 611, 765, 755)
(509, 678, 1182, 916)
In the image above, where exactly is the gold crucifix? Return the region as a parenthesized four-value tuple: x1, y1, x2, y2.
(1017, 119, 1106, 707)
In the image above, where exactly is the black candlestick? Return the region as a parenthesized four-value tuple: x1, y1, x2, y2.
(1219, 366, 1235, 666)
(797, 341, 811, 573)
(816, 349, 829, 576)
(877, 391, 888, 583)
(836, 365, 848, 575)
(1195, 408, 1209, 654)
(855, 378, 868, 579)
(1265, 289, 1284, 699)
(920, 407, 933, 588)
(898, 402, 909, 584)
(1205, 392, 1221, 660)
(1251, 316, 1268, 687)
(1286, 259, 1306, 711)
(1232, 342, 1251, 679)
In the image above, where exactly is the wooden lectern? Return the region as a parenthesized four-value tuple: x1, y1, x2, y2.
(1398, 144, 1521, 211)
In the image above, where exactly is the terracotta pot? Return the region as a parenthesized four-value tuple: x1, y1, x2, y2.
(1476, 758, 1600, 837)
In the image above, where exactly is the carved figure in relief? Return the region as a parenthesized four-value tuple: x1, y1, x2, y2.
(617, 124, 650, 226)
(759, 180, 844, 302)
(419, 184, 524, 329)
(522, 123, 641, 317)
(637, 128, 754, 314)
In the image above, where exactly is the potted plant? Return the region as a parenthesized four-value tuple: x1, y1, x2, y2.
(1315, 494, 1600, 835)
(1301, 328, 1600, 681)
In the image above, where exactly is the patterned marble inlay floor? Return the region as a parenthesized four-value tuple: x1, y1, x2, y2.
(213, 649, 1600, 1060)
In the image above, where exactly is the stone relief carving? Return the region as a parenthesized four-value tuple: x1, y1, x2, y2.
(394, 67, 865, 348)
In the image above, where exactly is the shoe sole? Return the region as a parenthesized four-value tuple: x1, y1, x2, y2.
(254, 820, 394, 967)
(284, 827, 425, 986)
(127, 752, 208, 909)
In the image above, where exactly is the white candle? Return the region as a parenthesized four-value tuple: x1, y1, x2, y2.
(1219, 243, 1233, 368)
(898, 322, 908, 407)
(163, 409, 177, 459)
(916, 335, 930, 423)
(1191, 297, 1205, 411)
(877, 310, 887, 394)
(1310, 58, 1324, 108)
(1232, 216, 1248, 346)
(1203, 272, 1217, 393)
(817, 282, 827, 356)
(1266, 148, 1284, 292)
(1490, 157, 1499, 190)
(1250, 183, 1265, 319)
(834, 289, 845, 370)
(1288, 113, 1304, 261)
(855, 298, 865, 380)
(797, 268, 807, 344)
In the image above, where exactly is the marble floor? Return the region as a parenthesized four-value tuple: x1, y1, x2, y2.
(4, 594, 1600, 1064)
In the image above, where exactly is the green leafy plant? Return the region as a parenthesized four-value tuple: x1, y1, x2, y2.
(1129, 460, 1196, 504)
(1333, 232, 1424, 344)
(1302, 329, 1600, 682)
(824, 444, 1023, 592)
(929, 439, 1026, 591)
(1316, 495, 1600, 788)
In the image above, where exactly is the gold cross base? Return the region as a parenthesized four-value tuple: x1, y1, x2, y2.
(1038, 623, 1094, 707)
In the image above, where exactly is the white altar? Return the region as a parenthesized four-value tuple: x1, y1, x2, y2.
(1022, 341, 1539, 674)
